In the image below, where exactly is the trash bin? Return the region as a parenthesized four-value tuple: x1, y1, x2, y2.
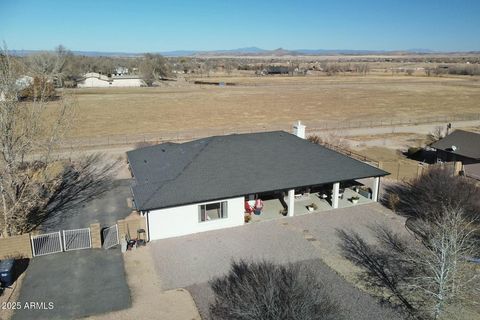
(0, 259, 15, 287)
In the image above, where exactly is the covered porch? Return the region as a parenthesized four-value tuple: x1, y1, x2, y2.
(248, 177, 380, 223)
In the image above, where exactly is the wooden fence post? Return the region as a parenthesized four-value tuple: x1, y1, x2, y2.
(90, 223, 102, 249)
(417, 165, 424, 178)
(454, 161, 463, 176)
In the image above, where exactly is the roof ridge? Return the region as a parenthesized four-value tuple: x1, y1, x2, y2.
(141, 137, 214, 208)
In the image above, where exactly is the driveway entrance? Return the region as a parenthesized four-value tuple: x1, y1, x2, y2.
(13, 249, 130, 320)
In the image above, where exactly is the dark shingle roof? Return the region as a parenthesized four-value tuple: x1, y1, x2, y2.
(464, 163, 480, 181)
(127, 131, 389, 211)
(430, 130, 480, 160)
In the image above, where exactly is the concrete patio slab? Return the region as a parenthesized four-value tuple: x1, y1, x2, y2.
(251, 188, 373, 222)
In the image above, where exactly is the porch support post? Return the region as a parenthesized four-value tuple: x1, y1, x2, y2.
(332, 182, 340, 209)
(372, 177, 380, 202)
(287, 189, 295, 217)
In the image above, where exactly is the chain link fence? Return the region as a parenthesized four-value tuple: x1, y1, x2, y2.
(61, 113, 480, 150)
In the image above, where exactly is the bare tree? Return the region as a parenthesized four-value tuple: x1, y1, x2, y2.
(426, 126, 446, 144)
(209, 260, 341, 320)
(338, 207, 479, 319)
(139, 53, 171, 86)
(0, 45, 118, 237)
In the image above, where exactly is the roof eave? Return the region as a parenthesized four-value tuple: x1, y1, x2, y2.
(136, 171, 389, 212)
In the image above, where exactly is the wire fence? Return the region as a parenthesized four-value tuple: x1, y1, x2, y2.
(61, 113, 480, 150)
(320, 142, 380, 167)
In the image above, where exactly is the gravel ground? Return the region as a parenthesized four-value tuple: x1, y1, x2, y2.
(150, 220, 321, 290)
(186, 259, 405, 320)
(150, 203, 408, 319)
(283, 203, 408, 281)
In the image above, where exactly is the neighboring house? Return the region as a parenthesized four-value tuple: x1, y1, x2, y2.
(127, 124, 388, 240)
(266, 66, 290, 74)
(77, 72, 146, 88)
(0, 75, 34, 101)
(114, 66, 129, 75)
(257, 66, 291, 75)
(430, 130, 480, 180)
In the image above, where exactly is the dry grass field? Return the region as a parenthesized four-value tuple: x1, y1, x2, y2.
(54, 75, 480, 139)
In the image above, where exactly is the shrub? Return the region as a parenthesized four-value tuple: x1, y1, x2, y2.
(406, 147, 421, 157)
(307, 134, 323, 145)
(382, 166, 480, 223)
(209, 260, 341, 320)
(19, 77, 56, 101)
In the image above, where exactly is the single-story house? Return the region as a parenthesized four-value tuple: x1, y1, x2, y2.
(127, 126, 389, 240)
(430, 129, 480, 180)
(77, 72, 146, 88)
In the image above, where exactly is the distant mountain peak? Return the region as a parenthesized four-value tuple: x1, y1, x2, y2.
(9, 47, 456, 58)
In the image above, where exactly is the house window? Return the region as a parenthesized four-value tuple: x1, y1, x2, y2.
(199, 201, 228, 222)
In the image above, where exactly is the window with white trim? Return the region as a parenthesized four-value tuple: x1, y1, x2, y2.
(199, 201, 228, 222)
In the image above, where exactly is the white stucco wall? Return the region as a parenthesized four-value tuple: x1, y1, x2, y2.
(77, 75, 146, 88)
(147, 197, 245, 240)
(110, 78, 146, 87)
(78, 77, 111, 88)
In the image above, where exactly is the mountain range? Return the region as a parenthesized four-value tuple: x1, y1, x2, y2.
(9, 47, 478, 58)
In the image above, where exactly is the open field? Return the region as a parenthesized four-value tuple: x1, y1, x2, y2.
(51, 75, 480, 139)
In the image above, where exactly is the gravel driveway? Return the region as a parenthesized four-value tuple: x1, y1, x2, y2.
(186, 259, 404, 320)
(150, 203, 407, 319)
(150, 220, 320, 289)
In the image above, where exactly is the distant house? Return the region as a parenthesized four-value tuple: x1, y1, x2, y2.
(0, 75, 34, 101)
(430, 130, 480, 180)
(257, 66, 290, 75)
(127, 123, 388, 240)
(77, 72, 146, 88)
(114, 66, 129, 75)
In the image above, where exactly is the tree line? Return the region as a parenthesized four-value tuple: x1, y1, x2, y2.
(1, 45, 119, 237)
(8, 45, 172, 87)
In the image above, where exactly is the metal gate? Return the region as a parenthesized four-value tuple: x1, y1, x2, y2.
(63, 228, 92, 251)
(31, 232, 63, 257)
(102, 224, 119, 249)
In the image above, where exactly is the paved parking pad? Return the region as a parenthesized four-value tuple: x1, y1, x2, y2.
(13, 249, 131, 320)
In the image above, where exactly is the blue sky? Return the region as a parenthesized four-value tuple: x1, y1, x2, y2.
(1, 0, 479, 52)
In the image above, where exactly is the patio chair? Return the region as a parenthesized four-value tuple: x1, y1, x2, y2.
(245, 201, 254, 214)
